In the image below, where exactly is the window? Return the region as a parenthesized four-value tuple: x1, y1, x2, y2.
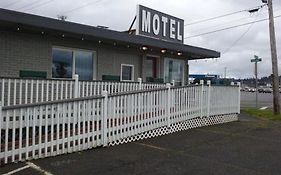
(52, 47, 95, 80)
(52, 49, 73, 78)
(121, 64, 134, 81)
(164, 58, 184, 86)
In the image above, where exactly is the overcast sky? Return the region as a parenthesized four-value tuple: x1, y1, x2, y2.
(1, 0, 281, 79)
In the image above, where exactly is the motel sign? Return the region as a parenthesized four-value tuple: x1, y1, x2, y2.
(136, 5, 184, 44)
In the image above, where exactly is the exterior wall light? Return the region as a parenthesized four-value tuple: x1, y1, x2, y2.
(141, 46, 148, 51)
(17, 27, 20, 31)
(177, 52, 183, 56)
(161, 49, 167, 53)
(98, 40, 102, 44)
(62, 34, 65, 37)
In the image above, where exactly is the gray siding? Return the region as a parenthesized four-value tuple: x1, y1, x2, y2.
(97, 47, 141, 81)
(0, 31, 51, 78)
(0, 31, 142, 81)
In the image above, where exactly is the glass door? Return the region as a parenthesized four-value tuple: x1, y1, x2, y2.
(164, 58, 184, 86)
(74, 51, 94, 81)
(145, 56, 158, 82)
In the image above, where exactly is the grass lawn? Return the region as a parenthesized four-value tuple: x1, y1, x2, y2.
(241, 108, 281, 121)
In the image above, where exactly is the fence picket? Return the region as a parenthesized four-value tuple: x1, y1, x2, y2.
(0, 84, 240, 165)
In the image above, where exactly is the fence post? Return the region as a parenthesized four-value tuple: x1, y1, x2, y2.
(237, 82, 241, 114)
(74, 74, 79, 98)
(138, 78, 142, 90)
(200, 80, 204, 118)
(102, 90, 108, 147)
(166, 83, 171, 127)
(207, 80, 211, 118)
(171, 80, 175, 87)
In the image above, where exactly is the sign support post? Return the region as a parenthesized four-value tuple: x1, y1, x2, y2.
(251, 55, 262, 108)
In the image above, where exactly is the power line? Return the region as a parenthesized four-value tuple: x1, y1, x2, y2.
(23, 0, 55, 12)
(185, 4, 267, 26)
(188, 14, 258, 33)
(222, 12, 259, 54)
(187, 6, 275, 33)
(185, 14, 281, 39)
(15, 0, 43, 10)
(186, 6, 281, 37)
(61, 0, 104, 15)
(2, 0, 22, 8)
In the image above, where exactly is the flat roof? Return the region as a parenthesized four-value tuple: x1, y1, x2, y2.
(0, 8, 220, 59)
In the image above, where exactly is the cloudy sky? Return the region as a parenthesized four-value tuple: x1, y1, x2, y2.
(1, 0, 281, 79)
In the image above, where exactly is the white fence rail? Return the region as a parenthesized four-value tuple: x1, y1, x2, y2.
(0, 83, 240, 164)
(0, 76, 165, 106)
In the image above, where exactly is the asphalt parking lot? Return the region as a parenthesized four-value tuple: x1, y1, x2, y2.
(1, 114, 281, 175)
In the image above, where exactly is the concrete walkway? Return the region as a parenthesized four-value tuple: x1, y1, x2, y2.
(1, 114, 281, 175)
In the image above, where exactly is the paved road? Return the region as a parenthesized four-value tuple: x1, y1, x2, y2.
(241, 91, 274, 109)
(1, 114, 281, 175)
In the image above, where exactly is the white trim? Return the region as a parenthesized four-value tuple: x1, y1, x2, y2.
(120, 64, 134, 82)
(52, 46, 97, 80)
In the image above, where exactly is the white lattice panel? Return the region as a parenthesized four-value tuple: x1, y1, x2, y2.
(109, 114, 238, 146)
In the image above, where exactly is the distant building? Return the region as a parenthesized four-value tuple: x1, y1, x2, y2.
(189, 74, 220, 84)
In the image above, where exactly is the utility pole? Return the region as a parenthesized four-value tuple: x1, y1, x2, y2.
(264, 0, 280, 114)
(251, 55, 262, 108)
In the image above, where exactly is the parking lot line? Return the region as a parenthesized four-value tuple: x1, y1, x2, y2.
(259, 106, 268, 110)
(134, 142, 168, 151)
(26, 162, 54, 175)
(2, 165, 30, 175)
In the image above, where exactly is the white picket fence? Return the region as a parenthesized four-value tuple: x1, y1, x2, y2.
(0, 82, 240, 164)
(0, 76, 165, 106)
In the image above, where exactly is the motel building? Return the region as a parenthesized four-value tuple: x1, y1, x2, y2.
(0, 5, 220, 86)
(0, 5, 243, 166)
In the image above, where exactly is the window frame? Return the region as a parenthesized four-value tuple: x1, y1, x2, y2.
(51, 46, 97, 80)
(120, 64, 134, 82)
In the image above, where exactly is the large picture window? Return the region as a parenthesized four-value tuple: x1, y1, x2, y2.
(52, 47, 95, 80)
(121, 64, 134, 81)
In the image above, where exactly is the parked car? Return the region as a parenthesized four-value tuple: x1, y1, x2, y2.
(260, 87, 273, 93)
(248, 88, 256, 92)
